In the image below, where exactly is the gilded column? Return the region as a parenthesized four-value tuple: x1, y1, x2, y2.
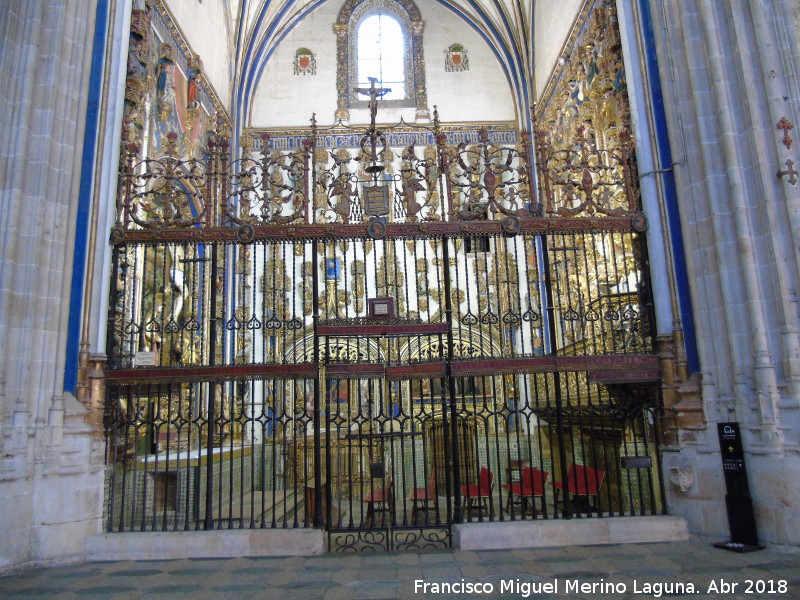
(334, 23, 350, 122)
(411, 20, 430, 121)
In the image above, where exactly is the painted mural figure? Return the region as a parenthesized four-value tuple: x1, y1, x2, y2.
(127, 36, 148, 82)
(157, 43, 176, 121)
(186, 57, 200, 108)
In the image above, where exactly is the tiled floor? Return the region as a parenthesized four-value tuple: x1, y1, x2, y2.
(1, 537, 798, 599)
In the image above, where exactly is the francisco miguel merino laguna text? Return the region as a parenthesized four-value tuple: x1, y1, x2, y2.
(414, 578, 700, 597)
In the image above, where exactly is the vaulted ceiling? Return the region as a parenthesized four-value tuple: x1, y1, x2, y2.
(221, 0, 535, 130)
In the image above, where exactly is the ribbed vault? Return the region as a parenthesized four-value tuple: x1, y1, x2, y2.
(224, 0, 534, 135)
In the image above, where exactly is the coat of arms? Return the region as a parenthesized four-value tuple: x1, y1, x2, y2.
(294, 48, 316, 75)
(445, 44, 469, 72)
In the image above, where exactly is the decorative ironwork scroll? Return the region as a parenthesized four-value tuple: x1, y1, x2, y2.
(534, 0, 640, 219)
(226, 135, 311, 226)
(443, 127, 533, 221)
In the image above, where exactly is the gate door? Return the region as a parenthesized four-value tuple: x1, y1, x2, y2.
(320, 373, 455, 551)
(315, 234, 458, 552)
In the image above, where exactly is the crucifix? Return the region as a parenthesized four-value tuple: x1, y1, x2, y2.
(355, 77, 391, 175)
(355, 77, 391, 132)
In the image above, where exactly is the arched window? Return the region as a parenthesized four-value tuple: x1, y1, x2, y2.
(357, 14, 405, 100)
(335, 0, 429, 122)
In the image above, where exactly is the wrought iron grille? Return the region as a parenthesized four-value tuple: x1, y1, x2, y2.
(104, 232, 663, 547)
(106, 230, 653, 371)
(104, 111, 664, 551)
(104, 369, 664, 538)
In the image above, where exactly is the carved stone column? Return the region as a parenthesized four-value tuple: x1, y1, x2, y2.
(0, 0, 108, 567)
(658, 333, 705, 447)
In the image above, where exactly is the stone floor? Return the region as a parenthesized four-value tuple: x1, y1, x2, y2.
(1, 537, 798, 599)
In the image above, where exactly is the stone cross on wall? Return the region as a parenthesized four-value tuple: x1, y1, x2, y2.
(777, 158, 797, 185)
(776, 117, 794, 150)
(355, 77, 391, 130)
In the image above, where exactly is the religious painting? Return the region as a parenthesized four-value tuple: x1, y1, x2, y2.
(445, 44, 469, 72)
(327, 379, 349, 405)
(294, 48, 317, 75)
(123, 1, 227, 160)
(325, 258, 341, 281)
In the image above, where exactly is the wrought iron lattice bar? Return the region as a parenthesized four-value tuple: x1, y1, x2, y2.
(111, 217, 641, 245)
(103, 369, 665, 534)
(103, 228, 663, 544)
(107, 231, 654, 375)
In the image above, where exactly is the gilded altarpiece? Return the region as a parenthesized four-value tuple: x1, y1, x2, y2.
(537, 0, 700, 447)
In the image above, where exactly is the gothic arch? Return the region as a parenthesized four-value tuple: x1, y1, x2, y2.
(398, 329, 502, 363)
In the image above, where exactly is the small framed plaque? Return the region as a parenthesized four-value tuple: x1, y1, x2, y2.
(367, 297, 394, 319)
(621, 456, 652, 469)
(134, 351, 157, 367)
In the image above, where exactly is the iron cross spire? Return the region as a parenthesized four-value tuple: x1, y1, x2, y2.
(355, 77, 391, 132)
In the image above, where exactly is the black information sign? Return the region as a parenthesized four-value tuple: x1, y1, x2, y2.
(713, 422, 764, 552)
(621, 456, 652, 469)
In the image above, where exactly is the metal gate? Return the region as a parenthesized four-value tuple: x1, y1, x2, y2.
(103, 113, 665, 551)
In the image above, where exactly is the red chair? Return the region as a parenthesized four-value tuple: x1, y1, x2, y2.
(409, 471, 436, 524)
(363, 477, 394, 527)
(503, 467, 548, 516)
(552, 464, 605, 512)
(460, 467, 494, 516)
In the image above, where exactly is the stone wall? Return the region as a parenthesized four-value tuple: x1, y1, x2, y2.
(0, 1, 107, 569)
(533, 0, 585, 99)
(647, 0, 800, 546)
(162, 0, 232, 110)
